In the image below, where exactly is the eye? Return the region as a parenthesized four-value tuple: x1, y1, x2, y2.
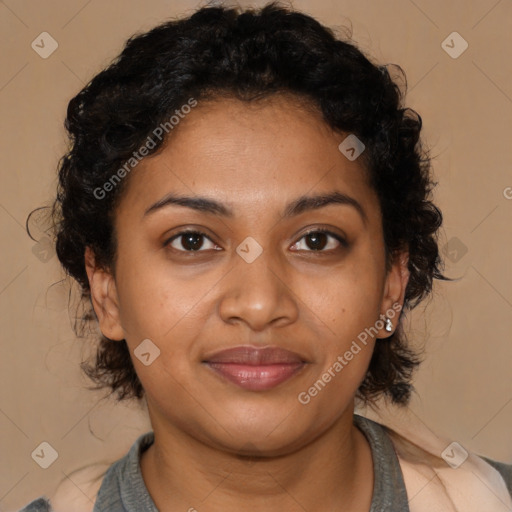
(291, 229, 347, 252)
(164, 228, 347, 254)
(165, 230, 219, 252)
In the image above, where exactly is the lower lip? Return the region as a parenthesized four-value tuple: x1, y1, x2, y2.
(205, 362, 305, 391)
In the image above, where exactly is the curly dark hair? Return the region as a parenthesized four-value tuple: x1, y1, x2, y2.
(39, 1, 451, 405)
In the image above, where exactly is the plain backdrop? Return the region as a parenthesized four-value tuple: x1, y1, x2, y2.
(1, 0, 511, 509)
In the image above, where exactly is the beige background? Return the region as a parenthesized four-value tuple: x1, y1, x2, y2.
(1, 0, 511, 509)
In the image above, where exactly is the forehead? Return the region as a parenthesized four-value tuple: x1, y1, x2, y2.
(117, 95, 379, 222)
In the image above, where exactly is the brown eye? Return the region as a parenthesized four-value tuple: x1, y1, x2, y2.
(166, 231, 218, 252)
(291, 229, 347, 252)
(304, 232, 329, 250)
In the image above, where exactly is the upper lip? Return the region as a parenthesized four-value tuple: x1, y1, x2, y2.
(203, 346, 306, 365)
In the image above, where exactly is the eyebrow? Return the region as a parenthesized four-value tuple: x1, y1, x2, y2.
(144, 191, 367, 225)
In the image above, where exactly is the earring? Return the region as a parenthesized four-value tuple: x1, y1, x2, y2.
(384, 317, 393, 332)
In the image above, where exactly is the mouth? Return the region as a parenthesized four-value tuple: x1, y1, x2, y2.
(203, 346, 307, 391)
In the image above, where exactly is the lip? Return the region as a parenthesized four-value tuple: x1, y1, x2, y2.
(203, 346, 307, 391)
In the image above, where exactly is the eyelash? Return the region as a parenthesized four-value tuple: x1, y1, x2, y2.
(164, 228, 348, 254)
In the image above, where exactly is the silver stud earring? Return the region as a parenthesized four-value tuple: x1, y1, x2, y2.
(384, 317, 393, 332)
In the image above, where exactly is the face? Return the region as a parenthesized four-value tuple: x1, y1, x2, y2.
(86, 95, 409, 456)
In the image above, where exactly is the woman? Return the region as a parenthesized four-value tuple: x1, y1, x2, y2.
(20, 2, 512, 511)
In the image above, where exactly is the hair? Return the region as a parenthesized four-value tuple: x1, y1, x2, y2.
(36, 1, 451, 405)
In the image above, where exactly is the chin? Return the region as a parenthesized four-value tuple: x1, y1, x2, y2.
(203, 404, 318, 456)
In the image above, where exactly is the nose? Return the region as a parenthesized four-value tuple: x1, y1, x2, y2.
(218, 248, 299, 333)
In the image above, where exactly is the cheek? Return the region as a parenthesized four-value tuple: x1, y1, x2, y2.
(113, 244, 222, 345)
(296, 255, 383, 392)
(306, 258, 383, 335)
(295, 272, 380, 413)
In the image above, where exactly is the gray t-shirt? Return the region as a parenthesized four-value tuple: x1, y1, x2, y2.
(18, 414, 512, 511)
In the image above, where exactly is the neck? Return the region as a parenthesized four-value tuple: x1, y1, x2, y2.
(140, 406, 373, 512)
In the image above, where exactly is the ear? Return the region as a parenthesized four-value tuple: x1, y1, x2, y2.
(84, 247, 124, 341)
(377, 249, 410, 338)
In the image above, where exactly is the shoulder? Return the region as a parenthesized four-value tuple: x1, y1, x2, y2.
(49, 463, 111, 512)
(18, 497, 52, 512)
(480, 456, 512, 495)
(51, 432, 154, 511)
(358, 408, 512, 511)
(387, 427, 512, 511)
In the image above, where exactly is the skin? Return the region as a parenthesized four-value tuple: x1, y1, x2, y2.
(85, 94, 410, 511)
